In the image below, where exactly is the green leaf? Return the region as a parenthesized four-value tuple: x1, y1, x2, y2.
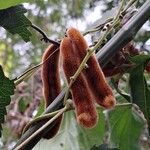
(0, 5, 32, 42)
(129, 54, 150, 129)
(33, 108, 105, 150)
(35, 100, 45, 117)
(0, 65, 15, 137)
(18, 98, 29, 113)
(129, 55, 150, 65)
(108, 105, 145, 150)
(0, 0, 30, 10)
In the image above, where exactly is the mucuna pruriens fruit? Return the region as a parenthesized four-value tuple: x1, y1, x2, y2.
(66, 27, 116, 109)
(61, 37, 98, 128)
(41, 44, 62, 139)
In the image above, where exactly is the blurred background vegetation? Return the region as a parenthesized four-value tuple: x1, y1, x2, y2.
(0, 0, 149, 78)
(0, 0, 149, 149)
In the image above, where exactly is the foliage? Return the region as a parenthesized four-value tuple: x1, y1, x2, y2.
(0, 66, 15, 136)
(0, 0, 149, 150)
(108, 105, 145, 150)
(34, 109, 105, 150)
(33, 105, 146, 150)
(129, 55, 150, 130)
(0, 0, 30, 10)
(0, 5, 32, 42)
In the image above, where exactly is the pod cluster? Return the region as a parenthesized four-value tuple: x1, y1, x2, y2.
(61, 28, 116, 128)
(41, 27, 116, 138)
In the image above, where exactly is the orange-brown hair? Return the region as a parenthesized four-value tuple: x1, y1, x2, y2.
(60, 37, 98, 128)
(42, 44, 61, 107)
(41, 44, 62, 139)
(66, 27, 116, 109)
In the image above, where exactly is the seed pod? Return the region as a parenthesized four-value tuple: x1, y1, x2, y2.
(60, 37, 98, 128)
(42, 44, 61, 107)
(67, 27, 116, 109)
(41, 44, 62, 139)
(86, 55, 116, 108)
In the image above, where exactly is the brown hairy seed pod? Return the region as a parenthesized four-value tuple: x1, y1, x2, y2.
(60, 37, 98, 128)
(67, 27, 116, 109)
(42, 44, 61, 107)
(41, 44, 62, 139)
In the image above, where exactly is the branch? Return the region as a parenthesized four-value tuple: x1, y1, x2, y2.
(14, 48, 59, 86)
(31, 24, 60, 46)
(13, 0, 150, 149)
(14, 101, 72, 150)
(97, 0, 150, 67)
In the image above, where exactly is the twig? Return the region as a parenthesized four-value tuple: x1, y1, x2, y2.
(14, 48, 59, 86)
(115, 103, 132, 107)
(31, 24, 60, 46)
(14, 106, 67, 150)
(123, 0, 137, 13)
(22, 108, 63, 134)
(83, 18, 112, 36)
(13, 1, 150, 149)
(97, 0, 150, 67)
(83, 0, 138, 36)
(15, 99, 131, 150)
(14, 100, 73, 150)
(24, 98, 132, 135)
